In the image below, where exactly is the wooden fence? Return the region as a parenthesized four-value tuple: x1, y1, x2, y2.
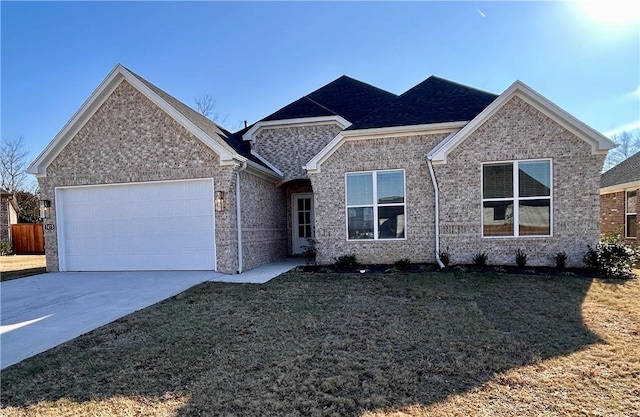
(11, 223, 45, 254)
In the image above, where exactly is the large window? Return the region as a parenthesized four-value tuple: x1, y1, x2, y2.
(626, 190, 637, 238)
(346, 170, 405, 240)
(482, 159, 552, 237)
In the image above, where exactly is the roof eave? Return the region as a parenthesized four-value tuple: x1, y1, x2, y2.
(242, 116, 351, 142)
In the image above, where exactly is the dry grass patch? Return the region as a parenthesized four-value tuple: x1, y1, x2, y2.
(0, 255, 46, 281)
(1, 270, 638, 416)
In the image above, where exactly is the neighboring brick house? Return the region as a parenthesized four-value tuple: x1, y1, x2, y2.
(0, 188, 18, 246)
(600, 151, 639, 244)
(28, 64, 615, 272)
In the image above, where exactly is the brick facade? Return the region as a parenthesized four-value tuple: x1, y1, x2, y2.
(39, 80, 281, 274)
(1, 195, 14, 243)
(253, 124, 343, 181)
(435, 96, 605, 267)
(311, 96, 605, 268)
(600, 188, 639, 246)
(238, 170, 288, 270)
(310, 133, 448, 265)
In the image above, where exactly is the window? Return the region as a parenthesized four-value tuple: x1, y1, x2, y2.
(482, 159, 552, 237)
(346, 170, 405, 240)
(626, 190, 637, 238)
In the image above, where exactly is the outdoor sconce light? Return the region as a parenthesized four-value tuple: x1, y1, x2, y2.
(39, 199, 51, 219)
(215, 191, 225, 212)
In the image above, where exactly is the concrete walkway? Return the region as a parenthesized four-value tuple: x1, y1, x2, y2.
(0, 258, 304, 369)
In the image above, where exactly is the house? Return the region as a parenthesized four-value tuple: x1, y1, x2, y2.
(0, 188, 18, 247)
(600, 151, 639, 243)
(28, 64, 615, 273)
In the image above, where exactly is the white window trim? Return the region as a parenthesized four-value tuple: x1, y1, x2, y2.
(345, 169, 407, 241)
(481, 158, 553, 238)
(625, 189, 637, 239)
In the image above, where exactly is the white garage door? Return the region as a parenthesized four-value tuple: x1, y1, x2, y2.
(56, 179, 216, 271)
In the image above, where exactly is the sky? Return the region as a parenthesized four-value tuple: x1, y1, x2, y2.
(2, 1, 639, 168)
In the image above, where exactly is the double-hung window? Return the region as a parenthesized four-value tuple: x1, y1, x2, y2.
(482, 159, 552, 237)
(626, 190, 637, 238)
(346, 170, 405, 240)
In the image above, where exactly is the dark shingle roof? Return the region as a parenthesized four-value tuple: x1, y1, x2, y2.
(347, 76, 498, 130)
(126, 67, 269, 170)
(601, 151, 640, 188)
(262, 75, 397, 123)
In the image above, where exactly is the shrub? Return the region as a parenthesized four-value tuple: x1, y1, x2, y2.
(439, 248, 451, 267)
(583, 233, 638, 278)
(301, 238, 317, 266)
(515, 248, 527, 268)
(473, 252, 488, 267)
(554, 251, 568, 269)
(334, 254, 358, 270)
(393, 258, 411, 270)
(0, 240, 12, 256)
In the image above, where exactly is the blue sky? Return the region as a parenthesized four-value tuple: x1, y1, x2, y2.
(2, 1, 639, 164)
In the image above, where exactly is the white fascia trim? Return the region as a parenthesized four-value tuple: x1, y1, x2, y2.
(28, 64, 237, 176)
(250, 150, 284, 177)
(600, 180, 640, 195)
(428, 80, 617, 165)
(304, 122, 465, 174)
(242, 116, 351, 142)
(234, 156, 283, 183)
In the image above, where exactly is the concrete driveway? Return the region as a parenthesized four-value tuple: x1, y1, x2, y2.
(0, 271, 222, 369)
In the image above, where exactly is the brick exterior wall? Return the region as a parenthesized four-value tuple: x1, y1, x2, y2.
(253, 124, 343, 181)
(311, 96, 605, 268)
(238, 170, 288, 271)
(600, 188, 639, 246)
(310, 133, 448, 265)
(0, 196, 11, 243)
(435, 96, 605, 267)
(39, 80, 243, 273)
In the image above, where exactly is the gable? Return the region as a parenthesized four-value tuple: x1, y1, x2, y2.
(46, 80, 223, 177)
(428, 81, 616, 164)
(28, 64, 281, 181)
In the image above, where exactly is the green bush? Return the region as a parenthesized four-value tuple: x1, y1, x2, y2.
(301, 238, 317, 266)
(515, 248, 527, 268)
(393, 258, 411, 270)
(439, 248, 451, 267)
(473, 252, 488, 267)
(0, 240, 12, 256)
(334, 254, 358, 270)
(583, 233, 638, 278)
(554, 251, 568, 269)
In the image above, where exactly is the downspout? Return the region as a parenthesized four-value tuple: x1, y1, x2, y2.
(427, 157, 445, 269)
(236, 161, 248, 273)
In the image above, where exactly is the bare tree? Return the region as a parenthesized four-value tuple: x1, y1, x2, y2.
(194, 94, 219, 120)
(0, 136, 29, 193)
(604, 130, 640, 170)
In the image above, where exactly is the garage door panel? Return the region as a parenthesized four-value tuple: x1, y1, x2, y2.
(57, 179, 216, 271)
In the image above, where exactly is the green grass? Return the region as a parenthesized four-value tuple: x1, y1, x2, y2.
(1, 270, 638, 416)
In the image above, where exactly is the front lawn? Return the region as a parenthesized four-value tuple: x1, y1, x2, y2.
(1, 269, 638, 416)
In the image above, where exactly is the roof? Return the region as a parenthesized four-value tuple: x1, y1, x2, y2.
(601, 151, 640, 188)
(348, 76, 499, 130)
(261, 75, 397, 123)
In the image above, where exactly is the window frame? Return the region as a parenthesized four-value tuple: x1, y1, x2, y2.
(481, 158, 553, 238)
(625, 189, 637, 239)
(345, 169, 407, 241)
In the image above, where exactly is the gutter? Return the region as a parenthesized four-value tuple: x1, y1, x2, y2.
(427, 157, 445, 269)
(236, 161, 248, 273)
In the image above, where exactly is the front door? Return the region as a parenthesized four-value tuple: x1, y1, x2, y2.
(292, 193, 314, 254)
